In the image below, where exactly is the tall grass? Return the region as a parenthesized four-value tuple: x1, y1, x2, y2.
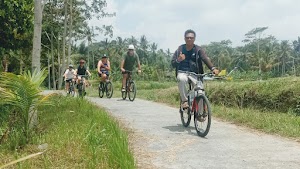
(0, 95, 135, 169)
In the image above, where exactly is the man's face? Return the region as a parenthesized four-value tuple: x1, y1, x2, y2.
(80, 62, 84, 66)
(102, 57, 107, 62)
(185, 33, 195, 46)
(128, 49, 134, 56)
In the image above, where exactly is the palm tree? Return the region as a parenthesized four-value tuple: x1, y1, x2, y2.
(127, 36, 139, 48)
(279, 40, 292, 76)
(0, 69, 53, 148)
(139, 35, 149, 63)
(150, 43, 158, 64)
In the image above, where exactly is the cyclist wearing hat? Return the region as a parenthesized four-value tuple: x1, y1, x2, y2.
(97, 54, 111, 82)
(120, 44, 141, 92)
(75, 59, 91, 87)
(64, 64, 76, 92)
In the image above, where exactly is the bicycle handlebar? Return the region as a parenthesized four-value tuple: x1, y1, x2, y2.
(77, 75, 90, 78)
(177, 70, 214, 77)
(123, 70, 138, 74)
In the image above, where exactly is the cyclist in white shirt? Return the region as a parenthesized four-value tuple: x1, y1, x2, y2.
(64, 64, 76, 92)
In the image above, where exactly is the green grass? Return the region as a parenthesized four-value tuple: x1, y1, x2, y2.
(206, 76, 300, 114)
(129, 84, 300, 139)
(0, 95, 135, 169)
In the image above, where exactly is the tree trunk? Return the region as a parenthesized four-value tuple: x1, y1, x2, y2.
(51, 31, 56, 89)
(32, 0, 43, 72)
(19, 54, 23, 74)
(87, 41, 90, 69)
(67, 0, 73, 65)
(57, 33, 61, 89)
(48, 53, 51, 89)
(58, 0, 68, 89)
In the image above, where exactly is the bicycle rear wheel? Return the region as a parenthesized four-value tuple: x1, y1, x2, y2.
(99, 82, 104, 98)
(128, 81, 136, 101)
(106, 81, 113, 98)
(194, 95, 212, 137)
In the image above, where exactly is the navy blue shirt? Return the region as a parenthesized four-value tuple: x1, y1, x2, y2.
(178, 45, 195, 71)
(77, 66, 87, 75)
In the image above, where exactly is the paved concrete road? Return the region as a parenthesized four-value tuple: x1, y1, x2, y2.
(89, 97, 300, 169)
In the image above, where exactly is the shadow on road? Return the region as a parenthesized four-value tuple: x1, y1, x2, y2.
(116, 99, 135, 102)
(163, 124, 201, 137)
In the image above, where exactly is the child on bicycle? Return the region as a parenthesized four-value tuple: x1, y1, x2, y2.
(97, 54, 111, 82)
(120, 45, 141, 92)
(64, 64, 76, 92)
(75, 59, 91, 88)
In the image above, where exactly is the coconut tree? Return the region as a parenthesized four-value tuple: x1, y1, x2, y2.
(0, 69, 53, 148)
(279, 40, 292, 76)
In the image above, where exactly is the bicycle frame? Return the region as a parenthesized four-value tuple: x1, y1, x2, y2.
(179, 71, 212, 113)
(124, 71, 134, 90)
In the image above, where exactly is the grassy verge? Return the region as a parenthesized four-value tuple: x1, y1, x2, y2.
(0, 95, 135, 169)
(206, 77, 300, 114)
(136, 86, 300, 139)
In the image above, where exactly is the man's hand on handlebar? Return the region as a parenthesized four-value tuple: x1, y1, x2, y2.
(212, 69, 219, 75)
(121, 68, 125, 72)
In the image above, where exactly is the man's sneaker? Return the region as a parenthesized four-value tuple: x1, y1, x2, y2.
(181, 101, 189, 109)
(121, 87, 126, 92)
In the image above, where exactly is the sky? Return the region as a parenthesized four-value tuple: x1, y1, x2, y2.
(89, 0, 300, 51)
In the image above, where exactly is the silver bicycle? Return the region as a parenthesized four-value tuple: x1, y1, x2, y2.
(179, 71, 214, 137)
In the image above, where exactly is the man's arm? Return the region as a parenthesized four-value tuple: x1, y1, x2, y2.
(120, 59, 125, 72)
(74, 69, 78, 76)
(198, 48, 214, 70)
(63, 69, 68, 78)
(97, 60, 102, 74)
(106, 61, 111, 71)
(198, 48, 219, 74)
(171, 49, 180, 68)
(86, 70, 91, 76)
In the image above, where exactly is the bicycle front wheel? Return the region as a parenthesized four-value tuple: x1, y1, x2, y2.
(69, 85, 75, 97)
(99, 83, 104, 98)
(128, 81, 136, 101)
(106, 81, 113, 98)
(180, 106, 191, 127)
(194, 95, 212, 137)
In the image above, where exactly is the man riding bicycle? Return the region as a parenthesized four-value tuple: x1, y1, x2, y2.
(171, 29, 219, 109)
(120, 45, 141, 92)
(75, 59, 91, 88)
(64, 64, 76, 92)
(97, 54, 111, 82)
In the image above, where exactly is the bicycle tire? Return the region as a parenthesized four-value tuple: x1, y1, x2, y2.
(194, 95, 212, 137)
(106, 81, 113, 98)
(99, 82, 104, 98)
(82, 83, 86, 97)
(128, 81, 136, 101)
(122, 90, 127, 100)
(180, 100, 191, 127)
(69, 84, 75, 97)
(78, 84, 83, 97)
